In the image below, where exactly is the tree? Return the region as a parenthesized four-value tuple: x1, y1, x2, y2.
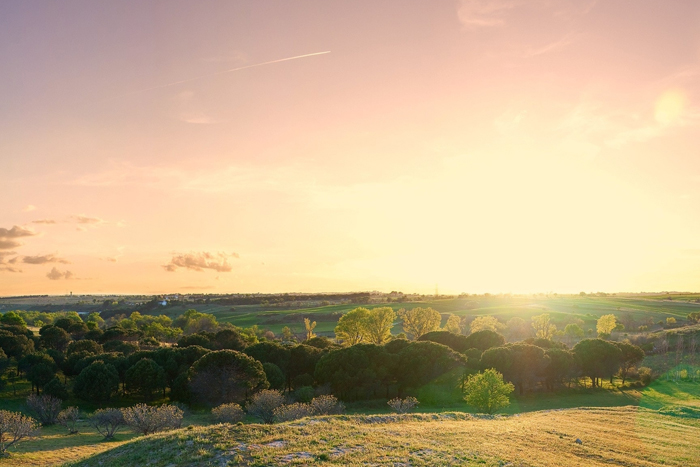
(573, 339, 622, 387)
(564, 323, 584, 341)
(444, 314, 462, 334)
(363, 307, 396, 345)
(542, 348, 574, 390)
(418, 331, 471, 353)
(188, 350, 268, 406)
(122, 404, 183, 435)
(303, 318, 317, 341)
(463, 330, 506, 352)
(73, 361, 120, 403)
(20, 353, 57, 394)
(505, 317, 530, 341)
(596, 315, 617, 337)
(262, 363, 285, 390)
(395, 341, 466, 394)
(0, 410, 38, 454)
(43, 377, 69, 400)
(0, 312, 26, 328)
(615, 341, 645, 385)
(334, 307, 369, 345)
(469, 316, 504, 334)
(66, 340, 103, 356)
(125, 358, 166, 401)
(531, 314, 556, 339)
(0, 331, 34, 359)
(39, 326, 71, 352)
(86, 312, 105, 329)
(398, 307, 441, 340)
(463, 369, 514, 414)
(213, 329, 246, 351)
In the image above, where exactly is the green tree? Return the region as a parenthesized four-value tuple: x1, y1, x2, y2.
(0, 311, 26, 328)
(573, 338, 622, 387)
(463, 369, 513, 414)
(125, 358, 166, 401)
(615, 341, 645, 384)
(596, 314, 617, 337)
(73, 361, 120, 403)
(188, 350, 268, 406)
(303, 318, 317, 341)
(39, 326, 71, 352)
(363, 307, 396, 345)
(398, 307, 441, 340)
(66, 340, 103, 356)
(531, 314, 556, 339)
(463, 330, 506, 352)
(443, 314, 462, 334)
(334, 307, 369, 345)
(564, 323, 584, 340)
(469, 316, 504, 334)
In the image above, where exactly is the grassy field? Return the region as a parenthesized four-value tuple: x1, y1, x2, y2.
(64, 406, 700, 467)
(1, 377, 698, 466)
(208, 295, 700, 336)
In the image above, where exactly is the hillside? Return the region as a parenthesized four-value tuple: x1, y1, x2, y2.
(67, 407, 700, 467)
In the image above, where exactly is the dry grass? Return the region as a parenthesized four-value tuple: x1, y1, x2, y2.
(65, 406, 700, 466)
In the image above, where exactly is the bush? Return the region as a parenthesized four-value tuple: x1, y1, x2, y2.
(121, 404, 184, 436)
(387, 396, 419, 414)
(246, 390, 285, 424)
(273, 403, 312, 422)
(26, 394, 62, 425)
(211, 403, 245, 424)
(0, 410, 38, 454)
(262, 362, 285, 390)
(90, 408, 125, 440)
(463, 369, 513, 414)
(294, 386, 315, 403)
(638, 367, 653, 385)
(309, 395, 345, 415)
(57, 407, 80, 434)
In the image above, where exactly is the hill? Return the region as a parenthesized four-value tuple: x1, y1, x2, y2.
(67, 406, 700, 466)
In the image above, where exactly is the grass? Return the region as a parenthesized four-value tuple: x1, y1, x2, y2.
(2, 378, 698, 466)
(64, 407, 700, 466)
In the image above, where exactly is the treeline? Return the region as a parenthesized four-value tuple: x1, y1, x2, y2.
(0, 306, 655, 411)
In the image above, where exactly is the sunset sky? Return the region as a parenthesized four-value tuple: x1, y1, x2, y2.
(2, 0, 700, 295)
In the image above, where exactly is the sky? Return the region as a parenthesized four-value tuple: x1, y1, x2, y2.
(2, 0, 700, 295)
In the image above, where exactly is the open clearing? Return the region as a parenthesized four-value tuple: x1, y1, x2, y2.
(65, 406, 700, 467)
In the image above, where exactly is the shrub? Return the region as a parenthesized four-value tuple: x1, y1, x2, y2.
(638, 367, 653, 385)
(211, 403, 245, 424)
(246, 390, 285, 424)
(0, 410, 38, 454)
(310, 395, 345, 415)
(57, 407, 80, 434)
(463, 369, 514, 414)
(121, 404, 183, 436)
(387, 396, 419, 414)
(294, 386, 315, 403)
(26, 394, 62, 425)
(273, 403, 312, 422)
(90, 408, 125, 440)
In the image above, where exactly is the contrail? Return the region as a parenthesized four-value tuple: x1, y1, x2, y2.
(104, 51, 330, 101)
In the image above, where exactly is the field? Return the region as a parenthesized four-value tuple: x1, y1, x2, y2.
(1, 377, 698, 467)
(3, 294, 700, 336)
(65, 406, 700, 467)
(192, 294, 700, 335)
